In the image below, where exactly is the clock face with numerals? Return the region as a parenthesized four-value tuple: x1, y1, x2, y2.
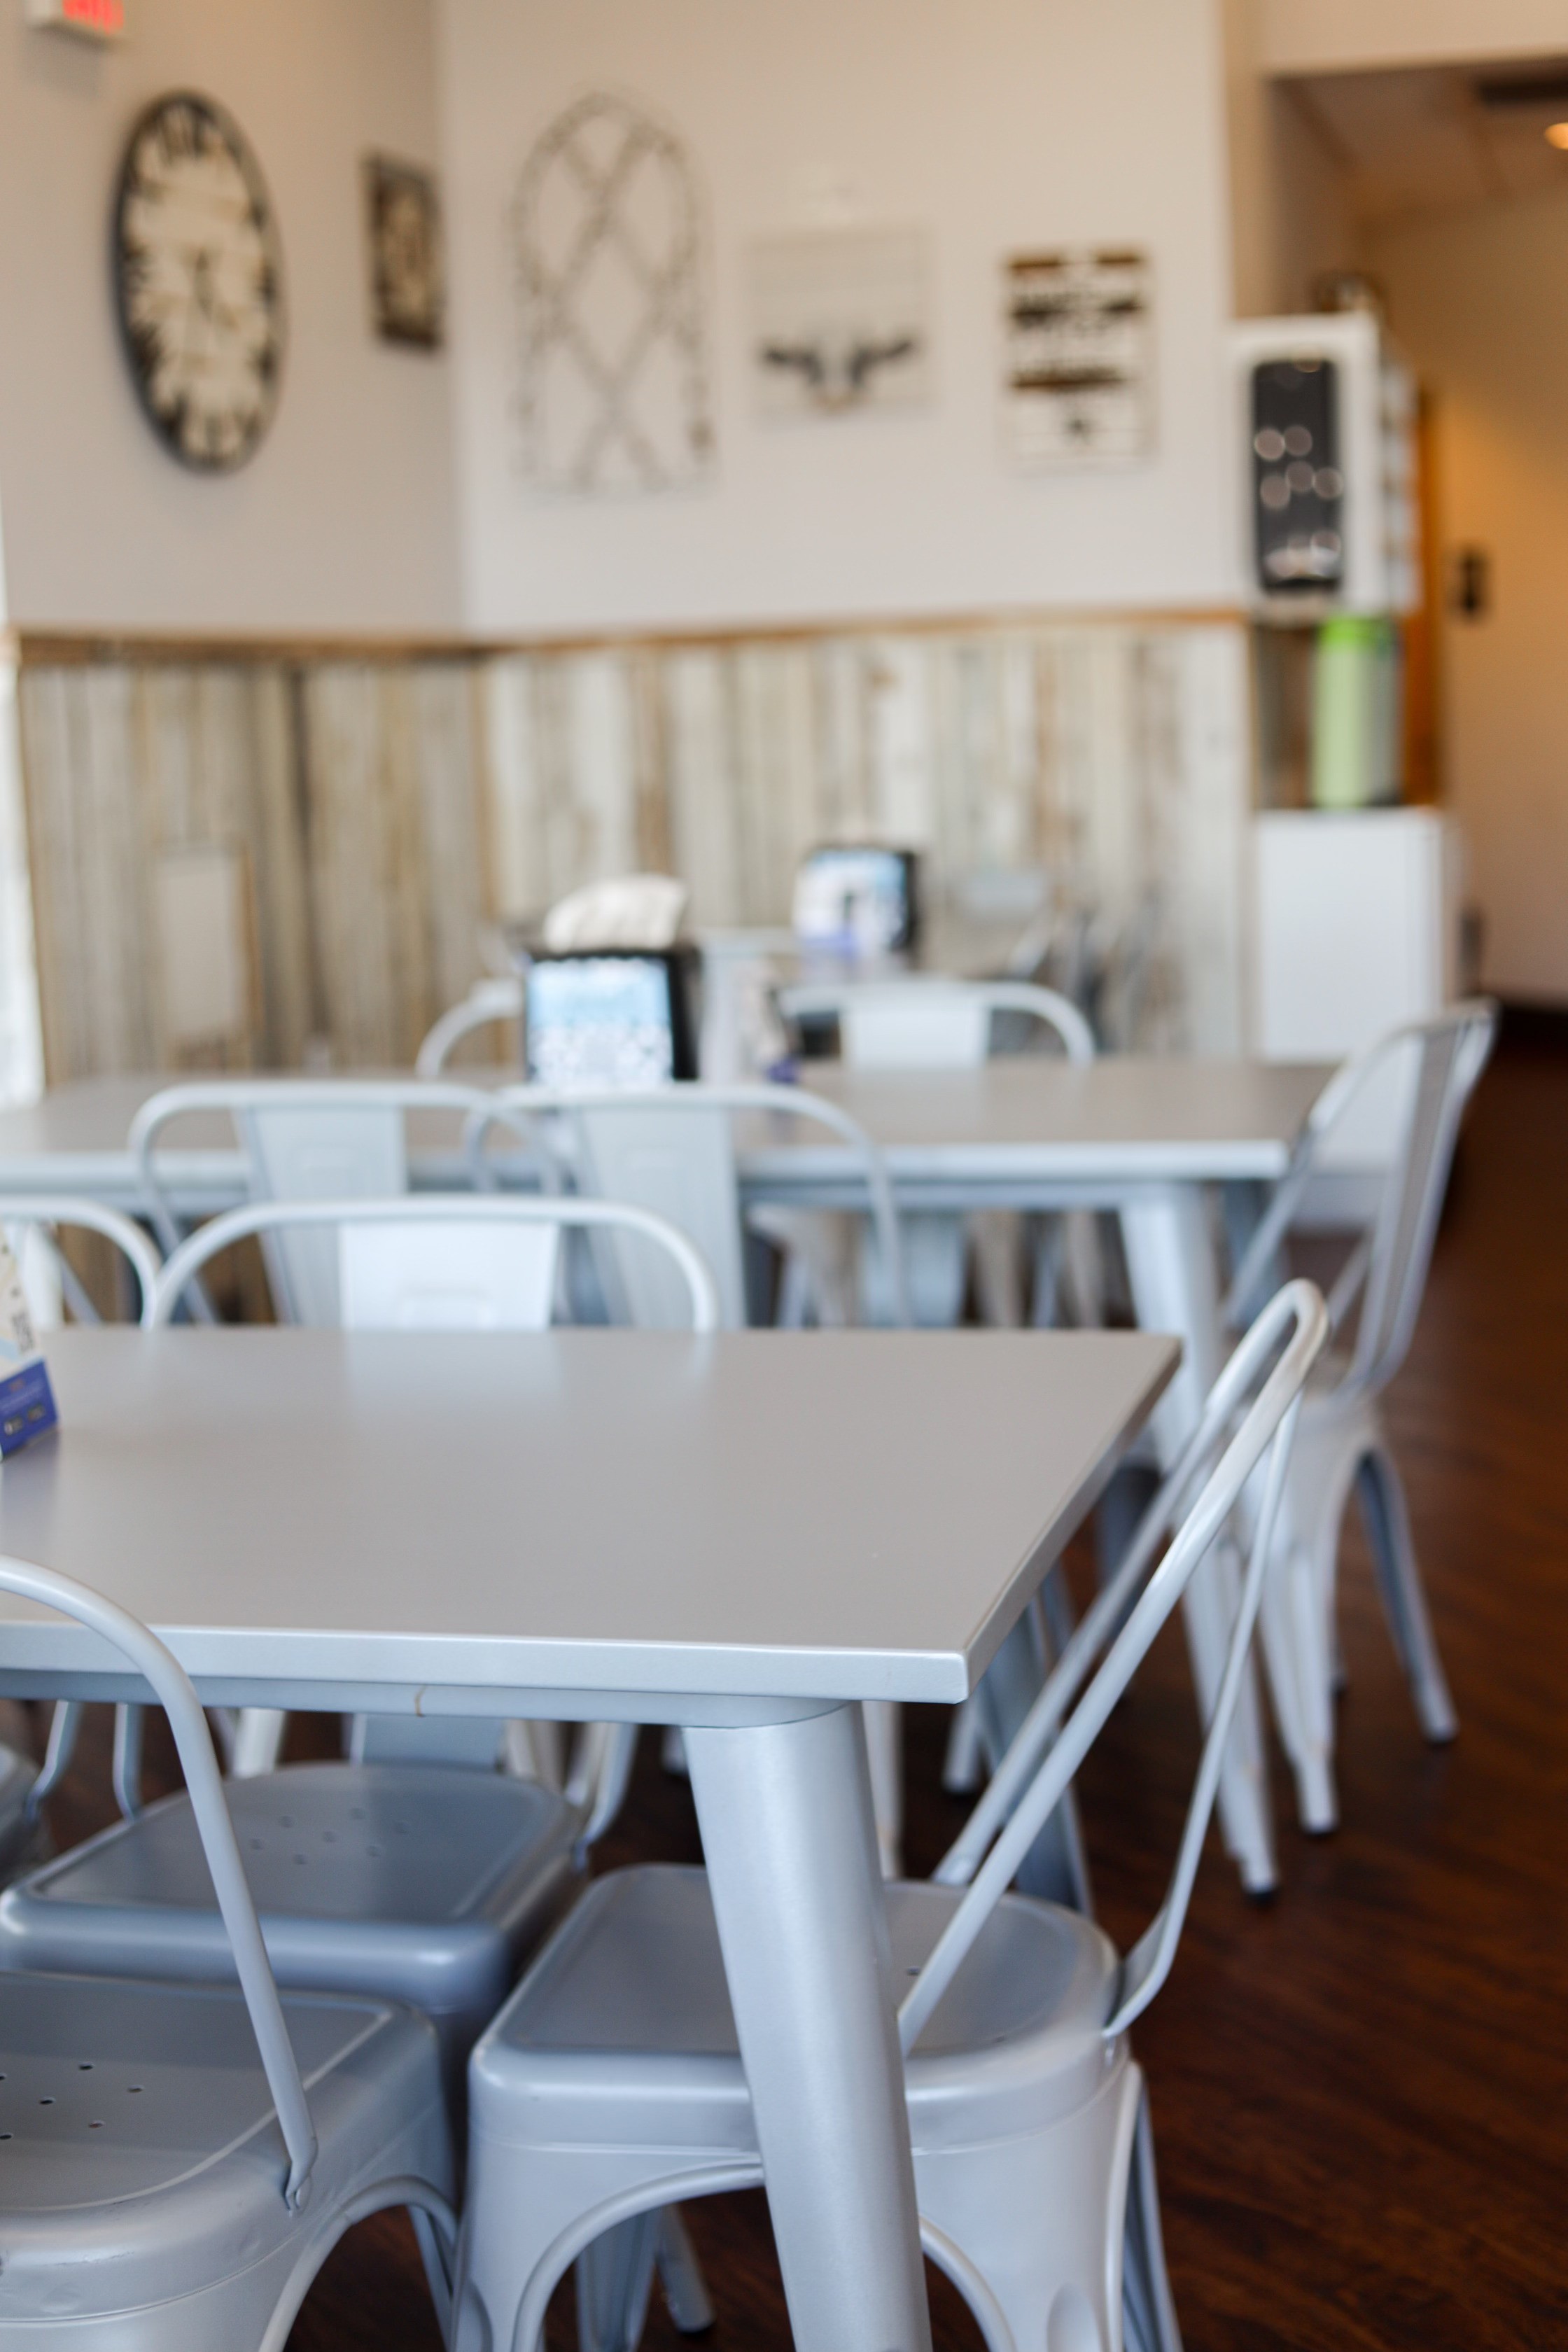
(113, 92, 286, 472)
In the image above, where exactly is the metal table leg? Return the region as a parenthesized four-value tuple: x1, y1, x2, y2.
(686, 1702, 933, 2352)
(1119, 1183, 1278, 1896)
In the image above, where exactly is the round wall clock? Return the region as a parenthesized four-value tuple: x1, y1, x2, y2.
(113, 91, 286, 472)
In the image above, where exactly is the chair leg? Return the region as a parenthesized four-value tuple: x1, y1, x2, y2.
(504, 1716, 566, 1788)
(410, 2204, 456, 2341)
(1030, 1214, 1065, 1328)
(1257, 1547, 1312, 1800)
(1121, 2086, 1183, 2352)
(1284, 1536, 1338, 1833)
(862, 1700, 904, 1878)
(112, 1702, 145, 1819)
(231, 1706, 288, 1777)
(913, 2058, 1136, 2352)
(576, 2211, 662, 2352)
(943, 1693, 988, 1794)
(1356, 1448, 1457, 1743)
(655, 2206, 715, 2334)
(970, 1210, 1024, 1326)
(974, 1612, 1093, 1914)
(1061, 1208, 1107, 1329)
(774, 1247, 810, 1327)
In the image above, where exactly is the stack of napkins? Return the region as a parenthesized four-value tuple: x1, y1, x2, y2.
(0, 1238, 57, 1460)
(542, 874, 689, 953)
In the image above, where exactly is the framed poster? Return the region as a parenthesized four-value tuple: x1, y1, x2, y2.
(1003, 247, 1153, 467)
(364, 155, 444, 350)
(749, 227, 932, 419)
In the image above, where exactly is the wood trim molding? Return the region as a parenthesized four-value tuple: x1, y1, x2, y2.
(6, 604, 1250, 669)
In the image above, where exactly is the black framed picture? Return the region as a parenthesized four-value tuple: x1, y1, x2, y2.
(363, 154, 444, 351)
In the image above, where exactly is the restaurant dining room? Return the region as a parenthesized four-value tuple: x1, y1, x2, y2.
(0, 1, 1562, 2347)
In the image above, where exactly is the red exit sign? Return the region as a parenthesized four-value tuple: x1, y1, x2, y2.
(26, 0, 125, 38)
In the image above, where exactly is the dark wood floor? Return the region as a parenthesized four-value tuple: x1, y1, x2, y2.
(37, 1037, 1568, 2349)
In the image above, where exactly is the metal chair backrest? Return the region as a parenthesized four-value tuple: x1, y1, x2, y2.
(0, 1552, 318, 2208)
(415, 976, 525, 1078)
(144, 1194, 720, 1334)
(0, 1197, 161, 1324)
(479, 1082, 911, 1330)
(142, 1196, 712, 1799)
(1226, 1002, 1497, 1401)
(130, 1079, 531, 1326)
(777, 978, 1095, 1071)
(898, 1278, 1328, 2054)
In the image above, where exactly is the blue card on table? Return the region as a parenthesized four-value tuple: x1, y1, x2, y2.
(0, 1239, 58, 1460)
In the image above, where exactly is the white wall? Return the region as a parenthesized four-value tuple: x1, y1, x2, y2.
(1224, 0, 1366, 318)
(0, 0, 460, 634)
(1369, 190, 1568, 1004)
(1257, 0, 1568, 76)
(437, 0, 1240, 638)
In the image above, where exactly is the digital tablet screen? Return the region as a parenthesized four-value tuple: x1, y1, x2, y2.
(792, 847, 917, 956)
(525, 953, 684, 1088)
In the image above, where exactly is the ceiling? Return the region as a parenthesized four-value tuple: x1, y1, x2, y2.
(1287, 59, 1568, 228)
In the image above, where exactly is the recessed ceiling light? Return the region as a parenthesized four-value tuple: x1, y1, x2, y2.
(1546, 120, 1568, 148)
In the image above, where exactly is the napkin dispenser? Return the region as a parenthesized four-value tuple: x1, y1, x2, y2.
(0, 1238, 57, 1458)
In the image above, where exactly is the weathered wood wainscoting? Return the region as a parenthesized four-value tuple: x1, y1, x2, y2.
(6, 613, 1251, 1086)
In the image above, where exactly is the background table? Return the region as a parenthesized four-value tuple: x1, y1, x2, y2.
(0, 1056, 1329, 1889)
(741, 1055, 1331, 1891)
(0, 1324, 1176, 2352)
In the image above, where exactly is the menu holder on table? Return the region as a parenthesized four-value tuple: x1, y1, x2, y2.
(0, 1238, 57, 1459)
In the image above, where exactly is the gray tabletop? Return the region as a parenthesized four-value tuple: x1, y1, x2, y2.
(755, 1057, 1330, 1182)
(0, 1075, 493, 1208)
(0, 1326, 1175, 1719)
(0, 1059, 1331, 1210)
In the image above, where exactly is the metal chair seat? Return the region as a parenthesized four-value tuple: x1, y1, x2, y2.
(0, 1763, 579, 2080)
(475, 1863, 1116, 2147)
(0, 1971, 448, 2338)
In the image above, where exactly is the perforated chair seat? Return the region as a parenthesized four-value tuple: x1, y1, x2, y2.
(0, 1970, 449, 2336)
(0, 1763, 580, 2079)
(472, 1864, 1118, 2154)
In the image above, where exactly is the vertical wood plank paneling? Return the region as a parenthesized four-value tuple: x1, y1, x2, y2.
(866, 638, 937, 859)
(627, 647, 673, 879)
(482, 656, 547, 923)
(664, 650, 741, 927)
(570, 653, 639, 892)
(303, 666, 398, 1068)
(78, 670, 155, 1074)
(1169, 626, 1249, 1054)
(412, 663, 487, 1023)
(15, 615, 1254, 1085)
(246, 668, 315, 1065)
(729, 644, 811, 923)
(812, 638, 874, 848)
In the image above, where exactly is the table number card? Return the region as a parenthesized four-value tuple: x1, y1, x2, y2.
(0, 1238, 57, 1458)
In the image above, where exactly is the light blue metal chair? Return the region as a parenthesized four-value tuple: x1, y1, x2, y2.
(0, 1551, 455, 2349)
(450, 1281, 1328, 2352)
(128, 1074, 540, 1329)
(477, 1077, 910, 1332)
(3, 1196, 717, 2085)
(775, 976, 1097, 1329)
(1225, 1000, 1497, 1831)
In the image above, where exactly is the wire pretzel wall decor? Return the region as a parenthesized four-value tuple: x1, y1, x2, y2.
(513, 92, 714, 496)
